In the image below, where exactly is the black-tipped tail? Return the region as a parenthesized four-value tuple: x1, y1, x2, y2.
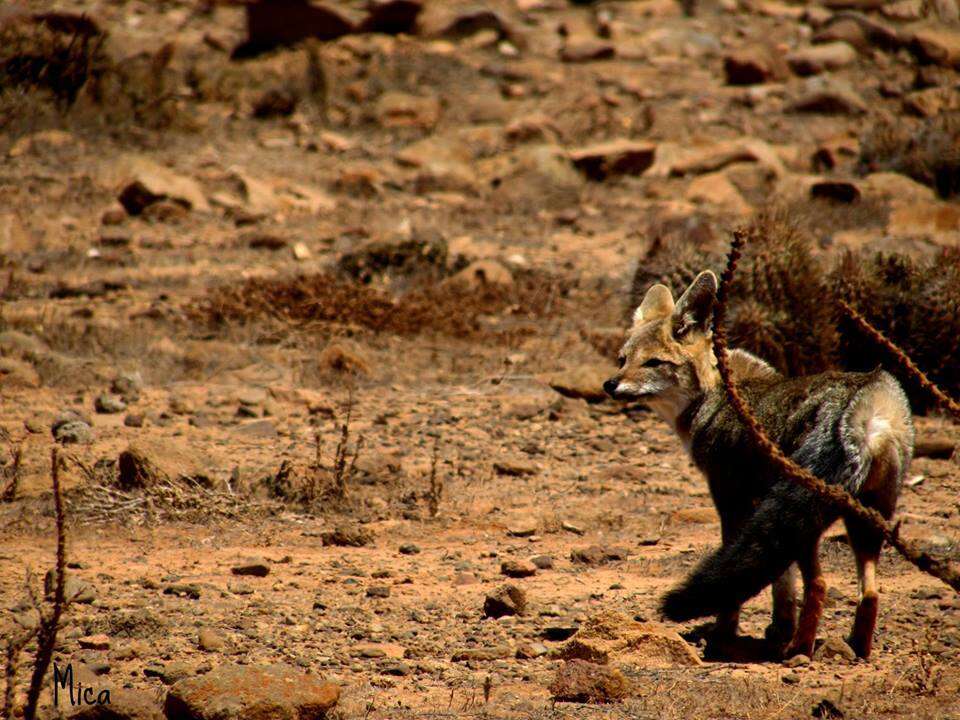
(661, 481, 837, 621)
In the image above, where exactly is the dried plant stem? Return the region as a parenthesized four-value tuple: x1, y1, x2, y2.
(714, 231, 960, 594)
(838, 299, 960, 422)
(22, 448, 67, 720)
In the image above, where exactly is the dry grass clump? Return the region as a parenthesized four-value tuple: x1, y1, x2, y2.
(0, 12, 185, 138)
(629, 206, 960, 410)
(859, 113, 960, 199)
(190, 269, 569, 342)
(632, 207, 838, 376)
(833, 248, 960, 413)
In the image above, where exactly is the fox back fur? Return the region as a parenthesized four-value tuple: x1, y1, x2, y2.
(604, 270, 914, 659)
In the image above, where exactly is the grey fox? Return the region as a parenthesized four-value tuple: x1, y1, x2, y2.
(603, 270, 914, 659)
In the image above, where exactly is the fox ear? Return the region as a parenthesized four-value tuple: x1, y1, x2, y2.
(673, 270, 717, 338)
(633, 284, 675, 324)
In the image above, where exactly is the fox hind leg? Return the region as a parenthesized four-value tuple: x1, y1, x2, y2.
(766, 564, 798, 653)
(845, 450, 899, 660)
(785, 541, 826, 659)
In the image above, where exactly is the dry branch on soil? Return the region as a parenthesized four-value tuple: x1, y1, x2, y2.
(712, 230, 960, 594)
(3, 448, 71, 720)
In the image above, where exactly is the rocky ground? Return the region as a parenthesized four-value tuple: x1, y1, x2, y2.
(2, 0, 960, 718)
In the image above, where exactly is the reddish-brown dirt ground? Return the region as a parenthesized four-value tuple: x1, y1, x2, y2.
(2, 0, 960, 718)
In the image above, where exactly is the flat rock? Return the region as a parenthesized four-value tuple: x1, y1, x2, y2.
(451, 645, 512, 662)
(559, 610, 701, 667)
(813, 636, 857, 663)
(117, 156, 209, 215)
(164, 664, 339, 719)
(501, 559, 537, 578)
(568, 140, 656, 181)
(786, 42, 857, 75)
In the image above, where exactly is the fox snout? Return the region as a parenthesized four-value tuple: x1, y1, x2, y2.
(603, 377, 621, 398)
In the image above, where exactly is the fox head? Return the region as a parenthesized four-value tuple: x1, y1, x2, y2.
(604, 270, 720, 424)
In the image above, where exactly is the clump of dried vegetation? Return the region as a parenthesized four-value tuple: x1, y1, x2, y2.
(3, 450, 71, 720)
(0, 11, 184, 139)
(189, 267, 570, 343)
(859, 113, 960, 199)
(263, 396, 365, 511)
(629, 205, 960, 412)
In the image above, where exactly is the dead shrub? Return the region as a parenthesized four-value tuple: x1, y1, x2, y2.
(629, 206, 960, 411)
(859, 113, 960, 199)
(189, 268, 570, 343)
(0, 12, 186, 139)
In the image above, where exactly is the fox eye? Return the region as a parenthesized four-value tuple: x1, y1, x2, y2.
(643, 357, 667, 368)
(617, 355, 626, 368)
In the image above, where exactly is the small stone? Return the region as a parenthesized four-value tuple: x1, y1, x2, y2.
(399, 543, 421, 555)
(782, 672, 801, 684)
(24, 416, 45, 434)
(198, 628, 227, 652)
(561, 521, 585, 536)
(53, 420, 93, 444)
(78, 634, 111, 650)
(483, 584, 527, 618)
(531, 555, 554, 570)
(516, 642, 549, 659)
(231, 561, 271, 577)
(321, 525, 375, 547)
(381, 661, 411, 676)
(163, 583, 202, 599)
(493, 460, 537, 477)
(549, 660, 630, 703)
(784, 653, 810, 668)
(292, 242, 311, 260)
(507, 522, 538, 537)
(124, 413, 145, 428)
(812, 636, 857, 663)
(570, 545, 629, 565)
(367, 585, 391, 598)
(501, 559, 537, 578)
(451, 645, 513, 662)
(94, 394, 127, 414)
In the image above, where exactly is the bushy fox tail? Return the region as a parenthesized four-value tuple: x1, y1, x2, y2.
(661, 481, 835, 621)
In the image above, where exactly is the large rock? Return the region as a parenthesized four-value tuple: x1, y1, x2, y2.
(911, 28, 960, 69)
(568, 140, 656, 181)
(483, 584, 527, 618)
(70, 686, 164, 719)
(723, 44, 788, 85)
(558, 610, 702, 667)
(164, 664, 339, 719)
(788, 78, 867, 115)
(117, 156, 209, 215)
(117, 439, 223, 490)
(233, 0, 358, 58)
